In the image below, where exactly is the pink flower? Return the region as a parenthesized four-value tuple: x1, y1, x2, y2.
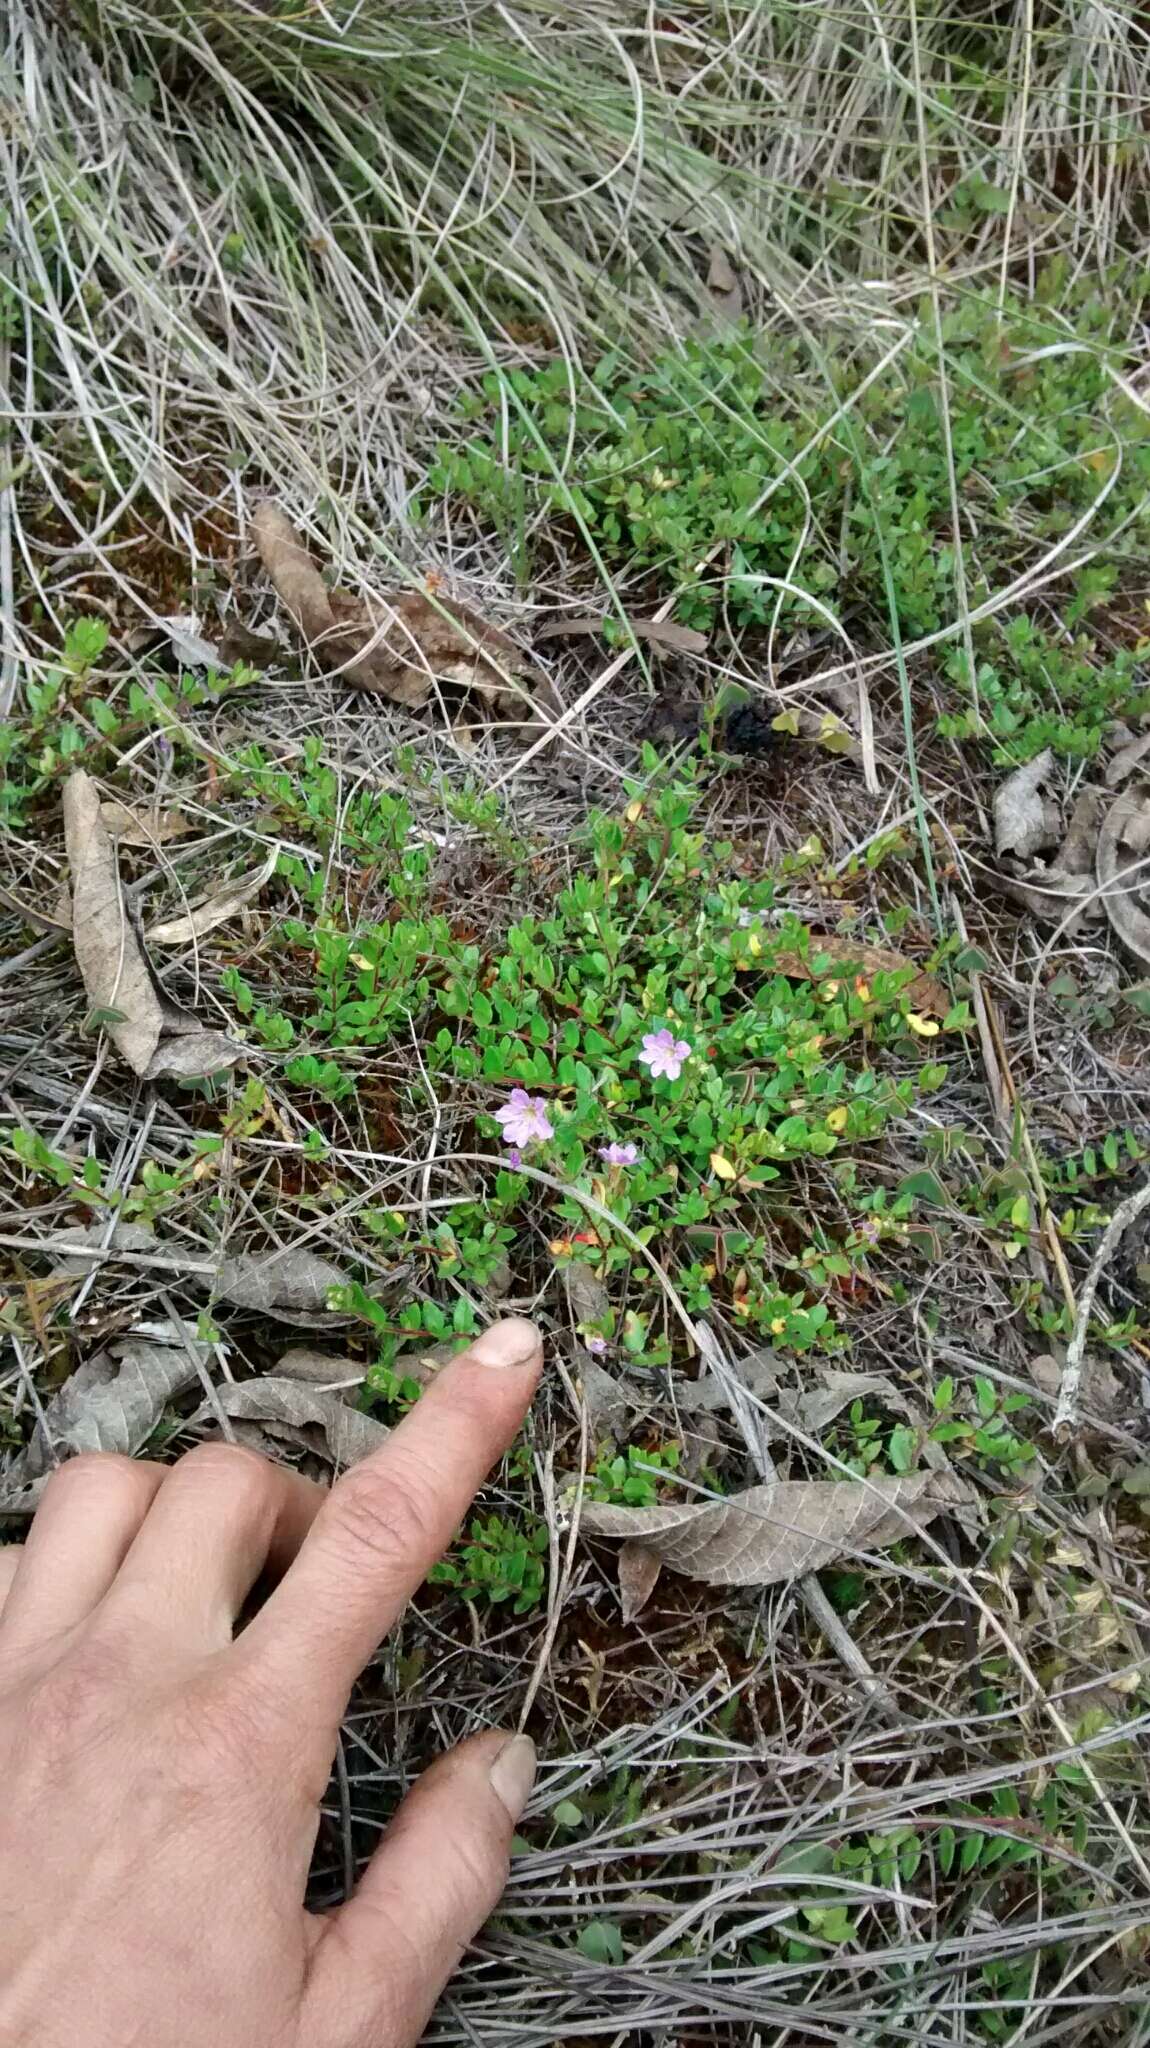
(638, 1028, 692, 1082)
(494, 1088, 554, 1148)
(505, 1147, 523, 1169)
(598, 1141, 639, 1167)
(585, 1334, 609, 1357)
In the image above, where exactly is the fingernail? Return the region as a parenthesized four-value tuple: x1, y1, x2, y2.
(469, 1318, 540, 1370)
(488, 1734, 537, 1821)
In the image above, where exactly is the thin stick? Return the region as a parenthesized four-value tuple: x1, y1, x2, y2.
(1053, 1178, 1150, 1440)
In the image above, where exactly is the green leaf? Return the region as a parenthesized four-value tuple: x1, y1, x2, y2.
(552, 1801, 584, 1829)
(896, 1169, 947, 1208)
(888, 1425, 916, 1474)
(577, 1920, 624, 1965)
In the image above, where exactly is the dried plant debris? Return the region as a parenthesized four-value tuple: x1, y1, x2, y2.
(1054, 788, 1105, 874)
(618, 1538, 664, 1626)
(705, 244, 744, 323)
(210, 1378, 389, 1470)
(63, 771, 242, 1080)
(273, 1347, 366, 1388)
(252, 501, 558, 727)
(1106, 729, 1150, 788)
(581, 1469, 975, 1594)
(996, 866, 1098, 932)
(147, 845, 278, 946)
(766, 933, 949, 1016)
(994, 748, 1061, 861)
(212, 1248, 352, 1322)
(99, 801, 194, 846)
(1097, 789, 1150, 967)
(536, 615, 709, 656)
(0, 1332, 208, 1505)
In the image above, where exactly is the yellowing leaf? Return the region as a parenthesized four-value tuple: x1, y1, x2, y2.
(825, 1106, 849, 1133)
(906, 1012, 940, 1037)
(747, 931, 762, 956)
(771, 708, 801, 736)
(710, 1152, 738, 1181)
(625, 799, 644, 823)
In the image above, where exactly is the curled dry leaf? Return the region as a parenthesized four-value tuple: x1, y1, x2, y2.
(64, 770, 242, 1080)
(0, 881, 72, 934)
(211, 1378, 389, 1469)
(1030, 1349, 1122, 1421)
(994, 748, 1060, 861)
(99, 801, 194, 846)
(0, 1335, 207, 1505)
(253, 502, 558, 726)
(578, 1356, 654, 1442)
(705, 245, 743, 323)
(536, 615, 709, 657)
(564, 1261, 610, 1328)
(274, 1347, 365, 1387)
(996, 867, 1098, 932)
(1053, 788, 1104, 875)
(1097, 790, 1150, 968)
(1106, 730, 1150, 788)
(766, 932, 949, 1016)
(213, 1247, 351, 1321)
(581, 1469, 975, 1589)
(147, 844, 278, 946)
(251, 502, 424, 704)
(618, 1539, 664, 1625)
(776, 1369, 914, 1439)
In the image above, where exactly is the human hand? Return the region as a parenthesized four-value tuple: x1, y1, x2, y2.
(0, 1317, 542, 2048)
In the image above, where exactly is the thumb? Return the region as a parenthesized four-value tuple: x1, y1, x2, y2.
(305, 1729, 536, 2046)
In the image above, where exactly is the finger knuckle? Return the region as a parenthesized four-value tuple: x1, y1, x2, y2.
(41, 1449, 154, 1512)
(326, 1463, 438, 1580)
(178, 1438, 273, 1494)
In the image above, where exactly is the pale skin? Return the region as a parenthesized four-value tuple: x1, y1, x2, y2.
(0, 1316, 543, 2048)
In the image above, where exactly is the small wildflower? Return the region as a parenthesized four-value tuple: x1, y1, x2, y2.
(638, 1028, 692, 1082)
(859, 1217, 881, 1246)
(598, 1141, 639, 1167)
(584, 1334, 609, 1357)
(505, 1147, 523, 1169)
(494, 1087, 554, 1147)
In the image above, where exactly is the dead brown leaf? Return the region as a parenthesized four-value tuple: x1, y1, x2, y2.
(996, 867, 1098, 931)
(1106, 731, 1150, 788)
(994, 749, 1060, 860)
(274, 1347, 366, 1387)
(0, 882, 72, 934)
(536, 616, 709, 657)
(1097, 791, 1150, 968)
(147, 845, 278, 947)
(214, 1248, 352, 1322)
(1054, 788, 1104, 875)
(99, 801, 194, 847)
(564, 1262, 610, 1327)
(64, 771, 242, 1080)
(211, 1378, 389, 1469)
(0, 1333, 207, 1505)
(767, 932, 949, 1015)
(618, 1539, 664, 1624)
(705, 245, 743, 323)
(581, 1469, 974, 1588)
(252, 503, 557, 726)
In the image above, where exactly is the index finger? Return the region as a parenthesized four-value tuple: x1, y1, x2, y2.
(232, 1318, 541, 1737)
